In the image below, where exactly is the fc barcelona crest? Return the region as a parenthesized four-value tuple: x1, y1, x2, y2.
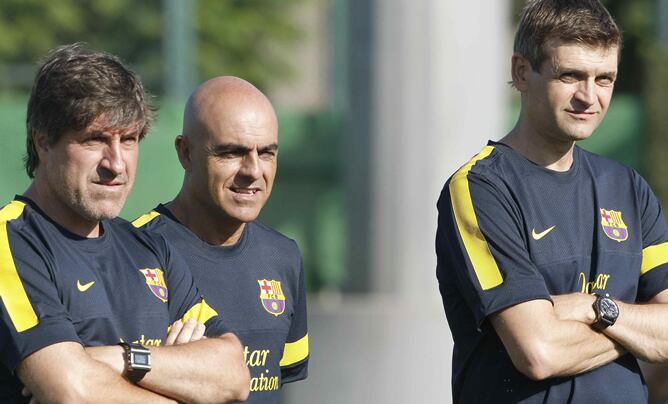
(258, 279, 285, 316)
(140, 268, 168, 303)
(600, 208, 628, 242)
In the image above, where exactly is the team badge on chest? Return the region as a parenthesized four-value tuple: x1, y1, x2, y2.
(258, 279, 286, 316)
(600, 208, 628, 242)
(139, 268, 168, 302)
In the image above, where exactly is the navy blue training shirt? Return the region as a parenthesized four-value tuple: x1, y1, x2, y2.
(0, 196, 227, 403)
(134, 205, 308, 403)
(436, 142, 668, 403)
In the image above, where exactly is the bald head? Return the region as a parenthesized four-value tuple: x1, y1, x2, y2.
(175, 76, 279, 232)
(183, 76, 277, 143)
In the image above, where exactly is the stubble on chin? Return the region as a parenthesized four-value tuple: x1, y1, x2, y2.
(59, 185, 129, 222)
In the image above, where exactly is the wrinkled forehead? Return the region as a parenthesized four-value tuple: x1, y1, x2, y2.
(58, 114, 142, 143)
(200, 97, 278, 146)
(86, 114, 143, 136)
(542, 40, 619, 72)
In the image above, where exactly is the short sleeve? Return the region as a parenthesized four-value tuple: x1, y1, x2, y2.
(0, 223, 80, 371)
(437, 169, 551, 327)
(279, 250, 308, 384)
(634, 172, 668, 301)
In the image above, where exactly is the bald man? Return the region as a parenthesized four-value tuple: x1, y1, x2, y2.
(133, 76, 309, 402)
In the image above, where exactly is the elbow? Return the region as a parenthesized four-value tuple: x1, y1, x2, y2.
(635, 346, 668, 364)
(518, 361, 553, 382)
(510, 342, 558, 381)
(215, 333, 251, 403)
(41, 369, 97, 403)
(234, 365, 251, 402)
(41, 389, 88, 403)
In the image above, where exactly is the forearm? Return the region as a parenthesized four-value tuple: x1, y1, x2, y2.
(19, 342, 175, 404)
(602, 301, 668, 363)
(146, 334, 249, 403)
(493, 299, 624, 380)
(87, 333, 249, 403)
(552, 291, 668, 363)
(533, 318, 625, 378)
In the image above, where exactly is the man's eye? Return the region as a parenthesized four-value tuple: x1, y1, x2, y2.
(218, 151, 240, 159)
(560, 73, 577, 82)
(597, 77, 614, 86)
(84, 136, 104, 144)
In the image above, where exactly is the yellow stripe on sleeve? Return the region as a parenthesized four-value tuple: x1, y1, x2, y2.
(132, 211, 160, 228)
(280, 334, 309, 367)
(641, 242, 668, 275)
(0, 201, 26, 222)
(449, 146, 503, 290)
(0, 201, 39, 332)
(180, 299, 219, 325)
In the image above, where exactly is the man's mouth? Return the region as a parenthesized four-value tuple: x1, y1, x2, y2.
(94, 181, 124, 187)
(566, 109, 597, 118)
(230, 187, 260, 195)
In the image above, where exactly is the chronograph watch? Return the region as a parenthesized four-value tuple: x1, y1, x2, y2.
(592, 295, 620, 332)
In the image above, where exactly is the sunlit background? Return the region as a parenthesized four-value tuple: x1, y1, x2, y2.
(1, 0, 667, 402)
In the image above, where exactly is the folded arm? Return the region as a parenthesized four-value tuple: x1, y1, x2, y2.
(491, 298, 624, 381)
(86, 319, 250, 403)
(549, 289, 668, 363)
(600, 289, 668, 363)
(17, 342, 176, 404)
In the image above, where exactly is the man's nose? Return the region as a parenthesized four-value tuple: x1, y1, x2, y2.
(238, 151, 261, 180)
(100, 142, 125, 176)
(574, 79, 596, 107)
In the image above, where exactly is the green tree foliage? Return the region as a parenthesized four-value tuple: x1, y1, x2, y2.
(0, 0, 303, 93)
(196, 0, 303, 92)
(0, 0, 163, 90)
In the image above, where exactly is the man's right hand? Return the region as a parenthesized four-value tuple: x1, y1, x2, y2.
(551, 293, 597, 324)
(165, 318, 206, 345)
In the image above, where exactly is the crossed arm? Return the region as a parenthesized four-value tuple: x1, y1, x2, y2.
(490, 298, 624, 380)
(599, 289, 668, 362)
(17, 342, 176, 404)
(491, 288, 668, 381)
(17, 319, 250, 403)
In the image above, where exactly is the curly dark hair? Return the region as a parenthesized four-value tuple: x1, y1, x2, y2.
(25, 43, 156, 178)
(514, 0, 622, 72)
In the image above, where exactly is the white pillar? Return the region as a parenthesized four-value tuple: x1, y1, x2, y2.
(284, 1, 510, 402)
(371, 0, 510, 298)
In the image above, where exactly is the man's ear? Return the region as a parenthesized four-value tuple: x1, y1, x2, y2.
(511, 53, 532, 92)
(175, 135, 191, 171)
(33, 131, 50, 159)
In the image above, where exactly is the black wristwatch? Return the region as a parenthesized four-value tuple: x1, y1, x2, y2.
(592, 295, 619, 331)
(119, 342, 151, 383)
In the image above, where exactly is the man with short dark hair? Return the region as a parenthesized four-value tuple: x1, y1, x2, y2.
(436, 0, 668, 402)
(134, 76, 308, 403)
(0, 44, 249, 403)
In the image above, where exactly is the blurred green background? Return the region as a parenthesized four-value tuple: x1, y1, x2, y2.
(0, 0, 349, 294)
(1, 0, 667, 297)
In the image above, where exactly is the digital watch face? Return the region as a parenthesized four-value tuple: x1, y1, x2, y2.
(130, 351, 151, 371)
(134, 352, 149, 366)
